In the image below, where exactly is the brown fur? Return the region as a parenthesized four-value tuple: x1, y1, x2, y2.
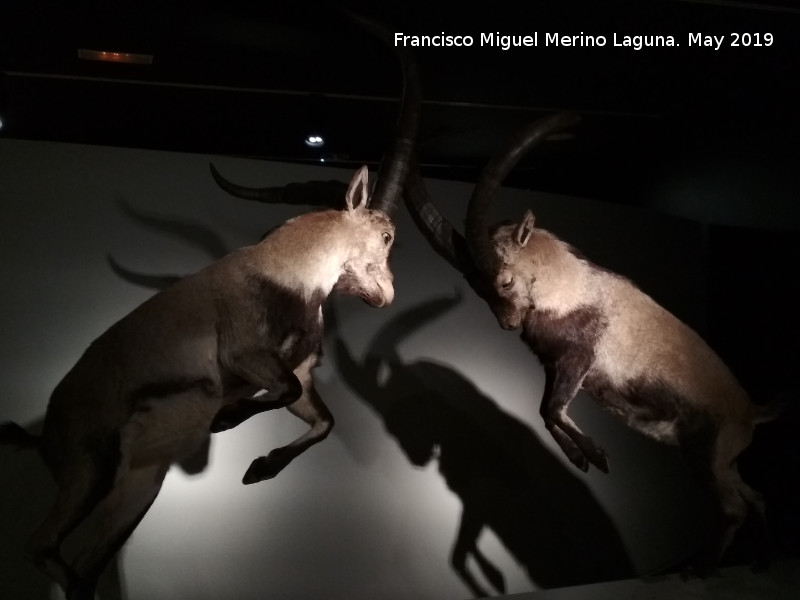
(488, 210, 778, 572)
(1, 166, 396, 599)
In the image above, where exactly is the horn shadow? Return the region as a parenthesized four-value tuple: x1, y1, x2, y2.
(209, 163, 348, 207)
(103, 203, 216, 476)
(117, 200, 230, 259)
(107, 200, 232, 292)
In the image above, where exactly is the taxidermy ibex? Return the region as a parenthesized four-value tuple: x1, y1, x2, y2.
(0, 13, 418, 600)
(405, 113, 782, 573)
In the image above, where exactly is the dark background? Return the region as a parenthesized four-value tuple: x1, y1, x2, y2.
(1, 0, 799, 218)
(1, 1, 798, 598)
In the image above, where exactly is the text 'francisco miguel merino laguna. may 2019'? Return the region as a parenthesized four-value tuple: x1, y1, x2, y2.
(393, 31, 775, 51)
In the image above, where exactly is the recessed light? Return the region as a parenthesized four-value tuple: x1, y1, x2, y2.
(305, 135, 324, 148)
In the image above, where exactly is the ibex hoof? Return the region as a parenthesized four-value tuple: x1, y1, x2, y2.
(568, 446, 609, 473)
(589, 448, 609, 473)
(242, 449, 290, 484)
(569, 452, 590, 472)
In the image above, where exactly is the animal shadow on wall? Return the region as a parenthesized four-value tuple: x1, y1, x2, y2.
(329, 294, 635, 595)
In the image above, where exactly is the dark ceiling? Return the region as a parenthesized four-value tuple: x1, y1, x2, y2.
(2, 0, 799, 227)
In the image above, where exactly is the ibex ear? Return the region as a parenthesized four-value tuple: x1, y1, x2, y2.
(514, 210, 535, 248)
(345, 165, 370, 212)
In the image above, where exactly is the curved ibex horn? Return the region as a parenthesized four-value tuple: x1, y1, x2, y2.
(403, 153, 475, 275)
(209, 11, 420, 217)
(344, 11, 421, 216)
(465, 113, 581, 277)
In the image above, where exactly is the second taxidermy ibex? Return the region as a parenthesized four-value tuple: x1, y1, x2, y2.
(0, 12, 420, 600)
(405, 113, 782, 573)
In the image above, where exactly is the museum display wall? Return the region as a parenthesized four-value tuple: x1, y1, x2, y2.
(0, 137, 791, 599)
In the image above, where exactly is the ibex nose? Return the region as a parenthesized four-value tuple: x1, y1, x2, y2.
(499, 314, 520, 330)
(381, 282, 395, 306)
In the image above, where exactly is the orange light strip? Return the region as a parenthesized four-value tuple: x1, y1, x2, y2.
(77, 49, 153, 65)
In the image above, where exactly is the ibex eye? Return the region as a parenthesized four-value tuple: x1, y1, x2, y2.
(502, 277, 514, 289)
(382, 232, 392, 245)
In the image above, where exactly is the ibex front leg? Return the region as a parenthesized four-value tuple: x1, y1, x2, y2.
(242, 353, 333, 484)
(541, 364, 609, 473)
(215, 351, 333, 484)
(213, 350, 304, 433)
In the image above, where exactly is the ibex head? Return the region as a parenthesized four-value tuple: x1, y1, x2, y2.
(334, 165, 395, 307)
(404, 113, 580, 328)
(486, 210, 538, 329)
(209, 11, 418, 309)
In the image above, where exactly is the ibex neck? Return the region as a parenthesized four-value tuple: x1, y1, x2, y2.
(254, 211, 348, 300)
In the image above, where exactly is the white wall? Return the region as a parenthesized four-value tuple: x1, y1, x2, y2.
(0, 138, 710, 599)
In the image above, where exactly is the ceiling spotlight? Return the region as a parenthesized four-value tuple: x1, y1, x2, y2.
(0, 116, 4, 131)
(305, 135, 324, 148)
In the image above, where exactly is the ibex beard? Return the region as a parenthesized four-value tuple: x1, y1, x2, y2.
(0, 165, 395, 598)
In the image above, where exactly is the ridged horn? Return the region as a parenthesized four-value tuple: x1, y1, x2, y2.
(403, 153, 475, 275)
(465, 113, 581, 276)
(210, 11, 419, 217)
(344, 12, 420, 215)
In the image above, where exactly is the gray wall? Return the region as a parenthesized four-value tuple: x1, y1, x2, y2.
(0, 138, 713, 599)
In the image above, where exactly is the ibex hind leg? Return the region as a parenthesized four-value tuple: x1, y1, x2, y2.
(26, 442, 121, 594)
(66, 390, 216, 597)
(681, 421, 761, 576)
(70, 462, 169, 600)
(731, 469, 771, 571)
(127, 387, 221, 467)
(709, 424, 770, 572)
